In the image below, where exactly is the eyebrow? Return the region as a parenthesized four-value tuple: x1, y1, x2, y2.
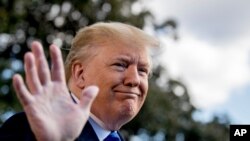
(115, 55, 151, 69)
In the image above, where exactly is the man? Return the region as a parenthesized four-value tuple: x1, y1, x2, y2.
(0, 22, 159, 140)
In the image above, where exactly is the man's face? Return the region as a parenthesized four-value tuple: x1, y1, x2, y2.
(81, 41, 150, 130)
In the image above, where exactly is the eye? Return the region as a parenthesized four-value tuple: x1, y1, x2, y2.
(112, 62, 127, 71)
(138, 67, 149, 76)
(114, 63, 125, 67)
(114, 62, 126, 67)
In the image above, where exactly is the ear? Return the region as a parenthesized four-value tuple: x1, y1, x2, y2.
(71, 61, 85, 89)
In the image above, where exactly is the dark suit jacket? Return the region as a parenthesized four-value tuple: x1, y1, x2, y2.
(0, 112, 124, 141)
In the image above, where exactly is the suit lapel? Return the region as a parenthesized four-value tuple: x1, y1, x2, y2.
(117, 131, 125, 141)
(76, 121, 99, 141)
(76, 120, 125, 141)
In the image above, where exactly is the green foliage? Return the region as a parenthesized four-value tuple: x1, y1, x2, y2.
(122, 65, 230, 140)
(0, 0, 229, 140)
(0, 0, 149, 119)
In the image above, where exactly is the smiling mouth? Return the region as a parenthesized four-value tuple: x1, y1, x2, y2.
(114, 91, 140, 97)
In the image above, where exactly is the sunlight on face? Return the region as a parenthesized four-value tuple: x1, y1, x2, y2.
(82, 41, 151, 130)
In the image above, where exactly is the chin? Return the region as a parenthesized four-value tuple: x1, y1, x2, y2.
(119, 100, 139, 122)
(106, 103, 139, 130)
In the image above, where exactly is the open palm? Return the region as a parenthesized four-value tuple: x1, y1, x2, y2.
(12, 41, 98, 141)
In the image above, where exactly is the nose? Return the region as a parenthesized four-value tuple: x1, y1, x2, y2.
(124, 65, 140, 87)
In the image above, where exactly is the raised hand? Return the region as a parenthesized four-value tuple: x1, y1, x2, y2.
(12, 41, 98, 141)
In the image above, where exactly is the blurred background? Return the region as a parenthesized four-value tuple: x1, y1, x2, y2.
(1, 0, 250, 140)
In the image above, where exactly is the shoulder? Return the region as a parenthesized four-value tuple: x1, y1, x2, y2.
(1, 112, 30, 131)
(77, 121, 99, 141)
(0, 112, 36, 141)
(117, 131, 126, 141)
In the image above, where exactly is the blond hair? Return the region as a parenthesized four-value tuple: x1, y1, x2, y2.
(65, 22, 159, 81)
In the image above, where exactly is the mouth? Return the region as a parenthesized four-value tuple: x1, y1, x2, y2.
(114, 90, 141, 97)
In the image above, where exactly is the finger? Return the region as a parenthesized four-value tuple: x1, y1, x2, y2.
(79, 86, 99, 111)
(50, 44, 66, 83)
(13, 74, 33, 106)
(24, 52, 41, 93)
(31, 41, 51, 84)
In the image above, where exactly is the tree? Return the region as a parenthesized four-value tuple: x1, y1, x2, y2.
(0, 0, 151, 121)
(123, 65, 230, 141)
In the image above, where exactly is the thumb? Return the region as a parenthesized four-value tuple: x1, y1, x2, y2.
(79, 85, 99, 110)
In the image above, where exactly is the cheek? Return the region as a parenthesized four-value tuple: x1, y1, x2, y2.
(86, 71, 122, 96)
(84, 69, 108, 85)
(141, 79, 149, 96)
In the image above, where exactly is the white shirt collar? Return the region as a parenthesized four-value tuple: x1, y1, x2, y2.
(89, 114, 111, 140)
(70, 92, 112, 140)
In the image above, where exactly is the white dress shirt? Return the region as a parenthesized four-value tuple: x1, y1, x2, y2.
(70, 92, 112, 140)
(89, 114, 111, 140)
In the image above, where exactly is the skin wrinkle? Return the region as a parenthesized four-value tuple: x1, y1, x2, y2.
(69, 40, 150, 130)
(65, 22, 158, 134)
(4, 22, 159, 141)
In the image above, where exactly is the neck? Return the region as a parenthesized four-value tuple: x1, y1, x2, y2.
(90, 113, 125, 130)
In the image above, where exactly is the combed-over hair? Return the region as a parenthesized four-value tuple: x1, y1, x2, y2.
(65, 22, 159, 81)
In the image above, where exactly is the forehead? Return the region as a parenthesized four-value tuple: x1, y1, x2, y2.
(96, 41, 152, 66)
